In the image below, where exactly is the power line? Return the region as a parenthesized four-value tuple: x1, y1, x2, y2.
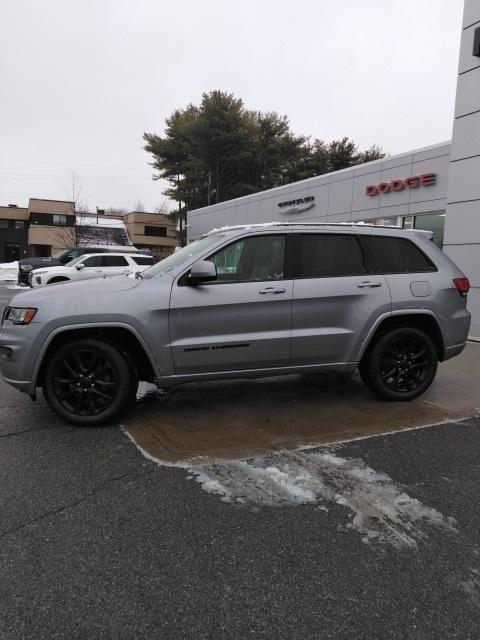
(0, 157, 151, 172)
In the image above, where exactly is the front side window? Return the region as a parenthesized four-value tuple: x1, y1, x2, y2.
(362, 236, 436, 273)
(296, 234, 366, 278)
(142, 234, 225, 279)
(81, 256, 103, 268)
(209, 235, 286, 283)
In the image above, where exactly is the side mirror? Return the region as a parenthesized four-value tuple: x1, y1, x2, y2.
(76, 263, 85, 270)
(188, 260, 217, 284)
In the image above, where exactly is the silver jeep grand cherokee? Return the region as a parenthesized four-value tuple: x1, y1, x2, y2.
(0, 223, 471, 426)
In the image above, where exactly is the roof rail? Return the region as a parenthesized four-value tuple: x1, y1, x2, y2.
(207, 221, 403, 234)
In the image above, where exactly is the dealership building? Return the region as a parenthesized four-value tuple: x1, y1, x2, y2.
(188, 0, 480, 339)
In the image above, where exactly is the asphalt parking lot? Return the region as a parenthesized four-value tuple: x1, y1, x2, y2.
(1, 284, 480, 639)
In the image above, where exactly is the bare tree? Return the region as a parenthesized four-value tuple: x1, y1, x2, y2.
(154, 202, 171, 215)
(50, 224, 92, 250)
(105, 207, 129, 216)
(65, 171, 89, 213)
(133, 199, 145, 212)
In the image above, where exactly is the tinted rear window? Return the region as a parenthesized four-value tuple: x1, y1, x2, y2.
(132, 256, 154, 265)
(296, 234, 366, 278)
(362, 236, 436, 274)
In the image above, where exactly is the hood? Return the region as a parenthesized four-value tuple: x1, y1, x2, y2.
(19, 257, 63, 268)
(10, 274, 143, 306)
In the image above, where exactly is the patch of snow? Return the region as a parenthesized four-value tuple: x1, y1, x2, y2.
(76, 216, 126, 229)
(184, 451, 456, 549)
(461, 568, 480, 610)
(0, 261, 18, 282)
(136, 381, 162, 400)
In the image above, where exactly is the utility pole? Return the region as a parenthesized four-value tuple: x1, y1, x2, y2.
(216, 157, 220, 203)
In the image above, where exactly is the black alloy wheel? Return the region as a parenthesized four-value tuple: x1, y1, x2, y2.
(43, 339, 136, 425)
(360, 327, 438, 401)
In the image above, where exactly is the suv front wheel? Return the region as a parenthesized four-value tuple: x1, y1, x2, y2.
(359, 327, 438, 401)
(43, 338, 138, 425)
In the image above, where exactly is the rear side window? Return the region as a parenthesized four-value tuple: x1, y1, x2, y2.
(296, 234, 366, 278)
(132, 256, 154, 265)
(362, 236, 436, 274)
(101, 255, 129, 267)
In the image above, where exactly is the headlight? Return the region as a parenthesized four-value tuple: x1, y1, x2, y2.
(20, 265, 33, 272)
(3, 307, 37, 326)
(33, 271, 47, 276)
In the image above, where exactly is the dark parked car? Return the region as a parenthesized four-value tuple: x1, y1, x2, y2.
(18, 245, 150, 285)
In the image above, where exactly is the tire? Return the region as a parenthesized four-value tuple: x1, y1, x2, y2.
(43, 338, 138, 426)
(47, 277, 70, 285)
(359, 327, 438, 401)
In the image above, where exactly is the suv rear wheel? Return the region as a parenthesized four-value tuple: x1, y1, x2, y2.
(43, 338, 138, 425)
(359, 327, 438, 401)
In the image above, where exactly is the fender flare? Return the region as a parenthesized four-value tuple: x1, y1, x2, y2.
(31, 321, 160, 389)
(356, 309, 446, 362)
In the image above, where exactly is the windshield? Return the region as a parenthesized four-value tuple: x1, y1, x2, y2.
(141, 235, 225, 279)
(65, 255, 87, 267)
(52, 249, 71, 260)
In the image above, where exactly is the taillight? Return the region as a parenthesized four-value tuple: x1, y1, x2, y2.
(453, 277, 470, 297)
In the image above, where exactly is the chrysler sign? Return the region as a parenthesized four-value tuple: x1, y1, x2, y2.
(278, 195, 314, 214)
(366, 172, 436, 196)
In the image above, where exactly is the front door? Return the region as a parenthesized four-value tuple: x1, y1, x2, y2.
(291, 233, 391, 365)
(169, 233, 293, 374)
(4, 243, 19, 262)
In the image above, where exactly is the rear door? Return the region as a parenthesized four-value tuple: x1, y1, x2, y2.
(291, 232, 391, 365)
(169, 233, 293, 374)
(100, 255, 131, 276)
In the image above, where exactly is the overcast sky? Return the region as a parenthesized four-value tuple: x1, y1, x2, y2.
(0, 0, 464, 212)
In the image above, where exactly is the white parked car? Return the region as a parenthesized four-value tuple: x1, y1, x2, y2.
(29, 253, 154, 287)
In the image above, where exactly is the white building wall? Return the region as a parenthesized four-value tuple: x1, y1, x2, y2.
(188, 142, 450, 240)
(444, 0, 480, 339)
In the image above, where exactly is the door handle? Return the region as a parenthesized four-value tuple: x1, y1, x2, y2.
(259, 287, 286, 294)
(357, 281, 382, 288)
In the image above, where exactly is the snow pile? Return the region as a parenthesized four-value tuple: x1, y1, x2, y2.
(461, 568, 480, 609)
(76, 216, 126, 228)
(186, 451, 457, 549)
(0, 261, 18, 282)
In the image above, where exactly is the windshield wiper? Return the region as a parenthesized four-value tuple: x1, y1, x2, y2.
(135, 272, 143, 279)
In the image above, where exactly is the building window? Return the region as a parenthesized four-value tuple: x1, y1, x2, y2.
(414, 213, 445, 247)
(0, 220, 8, 229)
(53, 215, 68, 226)
(361, 212, 445, 248)
(14, 220, 25, 230)
(144, 225, 167, 237)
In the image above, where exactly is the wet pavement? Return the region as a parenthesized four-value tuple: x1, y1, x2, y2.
(1, 285, 480, 639)
(126, 342, 480, 463)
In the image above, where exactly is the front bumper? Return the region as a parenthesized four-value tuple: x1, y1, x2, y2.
(0, 323, 41, 395)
